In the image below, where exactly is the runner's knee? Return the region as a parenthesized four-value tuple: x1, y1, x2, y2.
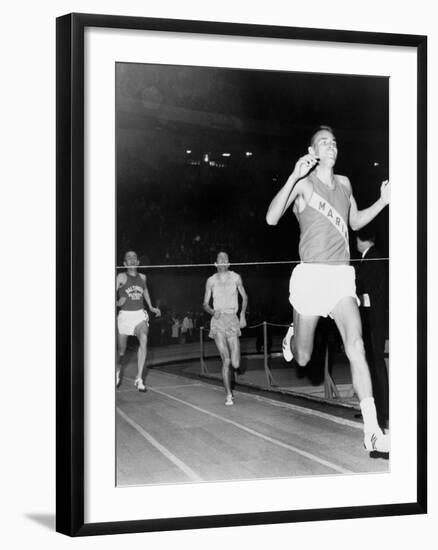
(231, 357, 240, 369)
(295, 348, 311, 367)
(138, 332, 148, 348)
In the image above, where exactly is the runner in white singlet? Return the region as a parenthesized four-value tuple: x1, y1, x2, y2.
(203, 252, 248, 406)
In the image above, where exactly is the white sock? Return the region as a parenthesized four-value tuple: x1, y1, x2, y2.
(360, 397, 381, 434)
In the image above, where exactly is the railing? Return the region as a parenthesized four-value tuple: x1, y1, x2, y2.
(199, 321, 340, 401)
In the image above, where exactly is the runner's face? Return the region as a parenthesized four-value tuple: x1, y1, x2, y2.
(310, 131, 337, 166)
(124, 251, 139, 267)
(216, 253, 230, 271)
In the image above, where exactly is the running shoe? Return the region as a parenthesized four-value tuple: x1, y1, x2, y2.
(225, 395, 234, 406)
(282, 324, 294, 362)
(363, 431, 390, 453)
(134, 378, 147, 392)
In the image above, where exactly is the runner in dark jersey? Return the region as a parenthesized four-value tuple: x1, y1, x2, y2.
(116, 250, 161, 391)
(266, 126, 390, 453)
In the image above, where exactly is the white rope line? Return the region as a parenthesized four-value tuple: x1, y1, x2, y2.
(244, 322, 265, 329)
(200, 321, 290, 330)
(116, 257, 389, 269)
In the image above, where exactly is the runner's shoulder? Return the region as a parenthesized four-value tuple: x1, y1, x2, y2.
(117, 272, 128, 286)
(297, 176, 313, 191)
(229, 270, 241, 281)
(336, 174, 352, 189)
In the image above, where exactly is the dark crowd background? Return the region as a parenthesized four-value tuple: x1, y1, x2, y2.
(116, 63, 389, 349)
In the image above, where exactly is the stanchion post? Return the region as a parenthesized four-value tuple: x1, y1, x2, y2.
(200, 327, 207, 374)
(324, 343, 339, 399)
(323, 345, 329, 398)
(263, 321, 272, 388)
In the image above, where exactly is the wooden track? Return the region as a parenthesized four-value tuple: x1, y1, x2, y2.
(116, 368, 388, 486)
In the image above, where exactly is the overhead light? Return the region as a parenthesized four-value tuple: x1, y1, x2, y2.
(209, 161, 225, 168)
(222, 153, 231, 157)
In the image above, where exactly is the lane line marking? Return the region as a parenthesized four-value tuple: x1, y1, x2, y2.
(208, 385, 362, 430)
(145, 383, 202, 389)
(117, 407, 203, 482)
(125, 372, 362, 430)
(118, 383, 200, 393)
(147, 387, 353, 474)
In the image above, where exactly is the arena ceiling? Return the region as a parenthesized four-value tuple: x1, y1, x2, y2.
(117, 63, 388, 167)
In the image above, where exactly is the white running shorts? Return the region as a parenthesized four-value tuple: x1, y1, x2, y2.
(117, 309, 149, 336)
(209, 312, 241, 339)
(289, 263, 358, 317)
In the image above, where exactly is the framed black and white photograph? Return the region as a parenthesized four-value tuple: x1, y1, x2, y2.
(56, 13, 427, 536)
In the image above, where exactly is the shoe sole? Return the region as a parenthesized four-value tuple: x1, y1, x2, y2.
(364, 434, 390, 453)
(282, 325, 294, 362)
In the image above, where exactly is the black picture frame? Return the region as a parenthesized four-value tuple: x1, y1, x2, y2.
(56, 12, 427, 537)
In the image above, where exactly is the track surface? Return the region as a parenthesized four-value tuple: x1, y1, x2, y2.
(116, 366, 389, 486)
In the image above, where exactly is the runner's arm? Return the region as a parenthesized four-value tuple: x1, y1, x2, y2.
(116, 273, 127, 307)
(266, 153, 319, 225)
(343, 177, 390, 231)
(203, 279, 215, 316)
(141, 274, 160, 316)
(266, 174, 306, 225)
(237, 276, 248, 329)
(237, 276, 248, 318)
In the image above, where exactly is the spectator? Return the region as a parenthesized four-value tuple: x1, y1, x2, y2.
(171, 314, 181, 344)
(187, 312, 194, 341)
(355, 229, 389, 430)
(181, 312, 193, 343)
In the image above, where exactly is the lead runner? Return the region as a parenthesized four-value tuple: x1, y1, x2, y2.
(266, 125, 390, 453)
